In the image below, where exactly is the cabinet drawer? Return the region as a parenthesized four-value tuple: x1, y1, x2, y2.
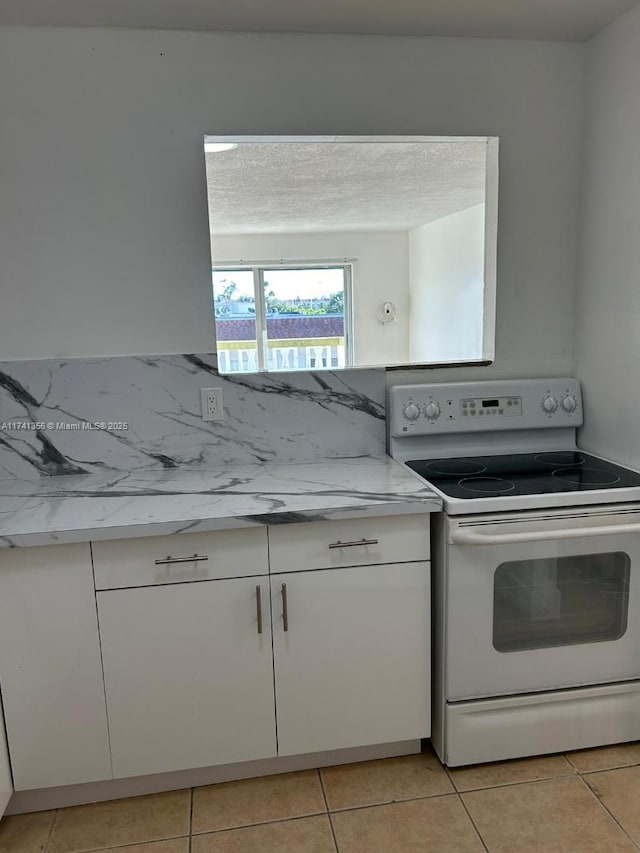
(268, 514, 429, 573)
(92, 528, 268, 590)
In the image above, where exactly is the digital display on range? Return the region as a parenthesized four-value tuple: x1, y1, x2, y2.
(461, 396, 522, 417)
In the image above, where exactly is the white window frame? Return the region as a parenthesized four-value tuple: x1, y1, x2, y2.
(213, 260, 354, 372)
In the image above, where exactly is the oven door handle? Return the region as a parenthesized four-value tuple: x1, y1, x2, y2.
(451, 522, 640, 545)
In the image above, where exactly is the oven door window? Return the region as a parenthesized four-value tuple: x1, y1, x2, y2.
(493, 552, 630, 653)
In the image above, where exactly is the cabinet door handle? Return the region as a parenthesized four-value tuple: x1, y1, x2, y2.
(328, 538, 379, 550)
(281, 583, 289, 632)
(154, 554, 209, 565)
(256, 585, 263, 635)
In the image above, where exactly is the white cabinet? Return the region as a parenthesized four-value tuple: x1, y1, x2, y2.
(97, 516, 430, 778)
(0, 708, 12, 817)
(97, 577, 277, 778)
(0, 544, 112, 790)
(0, 512, 431, 791)
(271, 562, 431, 756)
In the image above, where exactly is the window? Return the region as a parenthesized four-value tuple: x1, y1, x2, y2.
(213, 264, 353, 374)
(204, 135, 499, 371)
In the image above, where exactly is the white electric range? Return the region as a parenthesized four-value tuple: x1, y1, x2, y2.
(389, 378, 640, 767)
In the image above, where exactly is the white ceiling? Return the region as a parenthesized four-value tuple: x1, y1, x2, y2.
(0, 0, 637, 40)
(205, 141, 487, 235)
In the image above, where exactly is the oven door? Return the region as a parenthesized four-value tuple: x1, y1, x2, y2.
(444, 505, 640, 701)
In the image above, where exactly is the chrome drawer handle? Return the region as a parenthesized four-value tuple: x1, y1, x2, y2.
(154, 554, 209, 565)
(281, 583, 289, 632)
(328, 538, 379, 550)
(256, 585, 263, 635)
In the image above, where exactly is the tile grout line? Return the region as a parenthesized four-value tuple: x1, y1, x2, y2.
(564, 752, 581, 773)
(456, 792, 492, 853)
(452, 772, 578, 794)
(577, 763, 640, 776)
(52, 833, 190, 853)
(376, 768, 577, 798)
(325, 788, 458, 815)
(317, 768, 340, 853)
(444, 753, 578, 793)
(43, 807, 60, 853)
(190, 810, 329, 838)
(577, 773, 640, 851)
(564, 748, 640, 775)
(188, 786, 194, 853)
(444, 753, 640, 792)
(443, 765, 490, 853)
(559, 753, 580, 775)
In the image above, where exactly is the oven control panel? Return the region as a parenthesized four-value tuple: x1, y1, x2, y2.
(461, 396, 522, 418)
(389, 378, 583, 437)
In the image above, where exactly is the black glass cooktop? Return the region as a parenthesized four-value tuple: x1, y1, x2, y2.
(406, 451, 640, 499)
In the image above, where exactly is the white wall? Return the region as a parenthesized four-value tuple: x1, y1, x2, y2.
(0, 26, 583, 376)
(408, 204, 485, 363)
(574, 3, 640, 468)
(212, 231, 410, 365)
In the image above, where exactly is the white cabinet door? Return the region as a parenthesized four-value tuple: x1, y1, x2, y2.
(0, 710, 12, 817)
(0, 544, 112, 790)
(98, 578, 277, 778)
(271, 562, 430, 757)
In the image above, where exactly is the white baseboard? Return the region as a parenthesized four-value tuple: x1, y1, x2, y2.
(7, 739, 421, 814)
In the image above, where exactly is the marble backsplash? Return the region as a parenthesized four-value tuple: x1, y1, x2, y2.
(0, 354, 386, 479)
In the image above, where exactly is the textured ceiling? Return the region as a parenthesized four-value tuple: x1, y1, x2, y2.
(205, 140, 488, 235)
(0, 0, 636, 39)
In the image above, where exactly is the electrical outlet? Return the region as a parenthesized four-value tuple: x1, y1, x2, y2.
(200, 387, 224, 421)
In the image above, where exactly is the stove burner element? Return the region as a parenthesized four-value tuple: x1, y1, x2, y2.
(536, 452, 586, 466)
(552, 467, 621, 487)
(459, 477, 516, 494)
(426, 459, 486, 476)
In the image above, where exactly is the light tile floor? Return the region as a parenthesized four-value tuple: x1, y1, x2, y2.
(2, 741, 640, 852)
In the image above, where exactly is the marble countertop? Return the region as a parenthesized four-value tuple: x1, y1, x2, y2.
(0, 456, 441, 547)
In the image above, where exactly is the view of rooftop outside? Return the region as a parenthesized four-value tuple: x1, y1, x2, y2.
(213, 266, 350, 373)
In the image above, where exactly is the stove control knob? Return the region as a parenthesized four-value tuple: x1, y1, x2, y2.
(425, 402, 441, 421)
(542, 395, 558, 414)
(561, 394, 577, 413)
(402, 402, 420, 422)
